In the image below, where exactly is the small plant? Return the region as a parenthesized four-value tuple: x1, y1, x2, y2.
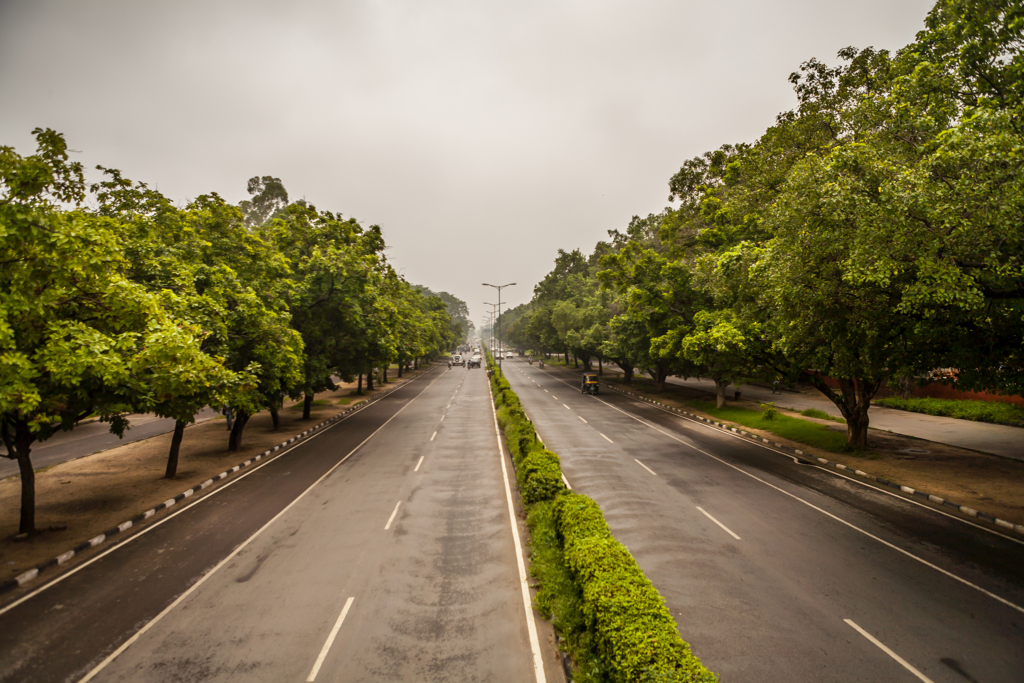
(761, 402, 778, 420)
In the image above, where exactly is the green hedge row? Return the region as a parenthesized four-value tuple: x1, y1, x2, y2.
(485, 352, 716, 683)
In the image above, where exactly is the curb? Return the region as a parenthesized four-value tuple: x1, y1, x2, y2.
(600, 381, 1024, 538)
(0, 365, 438, 598)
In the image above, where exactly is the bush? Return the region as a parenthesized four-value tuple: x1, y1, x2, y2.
(488, 349, 716, 681)
(875, 397, 1024, 425)
(556, 494, 716, 683)
(799, 407, 846, 423)
(760, 402, 778, 420)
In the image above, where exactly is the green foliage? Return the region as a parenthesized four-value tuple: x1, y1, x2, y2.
(800, 408, 847, 423)
(484, 350, 715, 681)
(555, 494, 717, 683)
(875, 397, 1024, 425)
(1, 127, 461, 531)
(760, 402, 778, 420)
(688, 400, 850, 452)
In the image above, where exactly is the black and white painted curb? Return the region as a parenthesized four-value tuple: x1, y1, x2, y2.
(0, 365, 438, 597)
(601, 382, 1024, 538)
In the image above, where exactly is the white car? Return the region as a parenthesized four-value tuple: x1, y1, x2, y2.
(505, 351, 514, 359)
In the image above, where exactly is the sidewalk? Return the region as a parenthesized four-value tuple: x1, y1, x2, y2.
(594, 367, 1024, 462)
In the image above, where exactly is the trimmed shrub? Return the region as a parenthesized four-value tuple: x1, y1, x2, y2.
(486, 348, 716, 682)
(519, 449, 564, 504)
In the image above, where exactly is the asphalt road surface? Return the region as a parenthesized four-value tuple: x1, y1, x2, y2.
(0, 365, 557, 683)
(504, 358, 1024, 683)
(0, 409, 221, 481)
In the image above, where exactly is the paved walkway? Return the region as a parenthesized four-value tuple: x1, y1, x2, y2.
(0, 409, 221, 480)
(597, 368, 1023, 461)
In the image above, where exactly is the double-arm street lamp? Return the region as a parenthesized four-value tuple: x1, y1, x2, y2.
(483, 282, 515, 371)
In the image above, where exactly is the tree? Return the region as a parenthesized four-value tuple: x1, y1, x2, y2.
(239, 175, 289, 228)
(0, 130, 226, 531)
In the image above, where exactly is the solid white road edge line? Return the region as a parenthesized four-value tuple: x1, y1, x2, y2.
(554, 375, 1024, 615)
(75, 369, 445, 682)
(844, 619, 934, 683)
(488, 378, 547, 683)
(1, 367, 446, 619)
(415, 455, 425, 472)
(307, 597, 355, 682)
(696, 506, 741, 540)
(384, 501, 402, 530)
(634, 459, 657, 476)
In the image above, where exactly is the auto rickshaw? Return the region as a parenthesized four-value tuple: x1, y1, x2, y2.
(581, 372, 600, 395)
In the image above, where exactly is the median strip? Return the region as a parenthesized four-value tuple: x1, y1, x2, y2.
(486, 351, 716, 682)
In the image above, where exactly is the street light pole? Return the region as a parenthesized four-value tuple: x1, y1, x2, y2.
(483, 282, 515, 372)
(484, 302, 499, 358)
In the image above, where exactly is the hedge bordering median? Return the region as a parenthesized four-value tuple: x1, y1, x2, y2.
(486, 351, 716, 682)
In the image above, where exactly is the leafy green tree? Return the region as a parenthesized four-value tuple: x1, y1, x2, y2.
(0, 130, 230, 531)
(239, 175, 289, 229)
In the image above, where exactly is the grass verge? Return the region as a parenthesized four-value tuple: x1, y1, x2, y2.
(875, 397, 1024, 426)
(686, 400, 851, 453)
(800, 408, 846, 423)
(487, 349, 716, 682)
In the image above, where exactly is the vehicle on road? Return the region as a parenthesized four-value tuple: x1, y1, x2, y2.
(505, 351, 514, 359)
(468, 355, 482, 368)
(451, 355, 466, 367)
(581, 372, 599, 395)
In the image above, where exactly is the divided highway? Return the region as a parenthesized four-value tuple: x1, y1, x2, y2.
(0, 365, 558, 683)
(503, 358, 1024, 683)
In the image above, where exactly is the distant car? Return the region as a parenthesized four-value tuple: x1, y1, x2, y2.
(505, 351, 514, 359)
(451, 355, 465, 366)
(468, 355, 482, 368)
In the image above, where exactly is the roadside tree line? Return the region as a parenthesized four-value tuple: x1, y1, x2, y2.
(1, 132, 466, 534)
(504, 0, 1023, 449)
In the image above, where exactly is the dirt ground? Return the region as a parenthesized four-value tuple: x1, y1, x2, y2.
(577, 369, 1024, 528)
(0, 368, 430, 584)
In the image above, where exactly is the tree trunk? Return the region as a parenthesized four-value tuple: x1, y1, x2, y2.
(366, 368, 374, 391)
(583, 355, 592, 371)
(657, 366, 668, 392)
(228, 409, 250, 452)
(302, 393, 313, 419)
(357, 374, 363, 395)
(382, 366, 388, 383)
(714, 377, 729, 408)
(269, 404, 280, 431)
(806, 373, 880, 449)
(397, 362, 403, 378)
(597, 356, 603, 376)
(11, 420, 36, 534)
(616, 360, 633, 383)
(165, 419, 187, 479)
(414, 357, 419, 369)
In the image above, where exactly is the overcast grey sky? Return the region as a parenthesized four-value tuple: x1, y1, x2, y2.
(1, 0, 935, 328)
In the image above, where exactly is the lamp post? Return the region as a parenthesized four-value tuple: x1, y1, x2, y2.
(483, 282, 515, 372)
(482, 312, 494, 355)
(484, 302, 499, 357)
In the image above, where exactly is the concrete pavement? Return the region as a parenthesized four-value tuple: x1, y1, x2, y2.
(506, 359, 1024, 683)
(0, 365, 558, 683)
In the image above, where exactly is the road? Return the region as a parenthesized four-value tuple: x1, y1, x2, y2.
(0, 409, 222, 480)
(504, 358, 1024, 683)
(0, 365, 557, 683)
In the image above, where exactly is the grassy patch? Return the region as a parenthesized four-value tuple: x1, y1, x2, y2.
(688, 400, 851, 453)
(286, 399, 332, 411)
(875, 397, 1024, 425)
(800, 408, 847, 423)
